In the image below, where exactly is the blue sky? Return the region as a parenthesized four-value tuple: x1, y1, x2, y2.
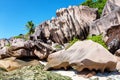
(0, 0, 85, 39)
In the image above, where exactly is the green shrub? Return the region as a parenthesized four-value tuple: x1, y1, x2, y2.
(87, 35, 108, 49)
(25, 21, 35, 35)
(14, 35, 23, 39)
(66, 37, 79, 49)
(54, 45, 62, 49)
(81, 0, 107, 16)
(5, 43, 11, 47)
(14, 34, 24, 39)
(24, 34, 29, 40)
(14, 34, 29, 41)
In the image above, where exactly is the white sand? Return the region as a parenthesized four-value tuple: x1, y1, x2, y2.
(39, 61, 120, 80)
(53, 70, 120, 80)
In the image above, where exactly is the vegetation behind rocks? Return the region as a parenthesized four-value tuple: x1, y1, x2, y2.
(82, 0, 107, 16)
(66, 35, 108, 50)
(87, 35, 108, 49)
(65, 37, 79, 49)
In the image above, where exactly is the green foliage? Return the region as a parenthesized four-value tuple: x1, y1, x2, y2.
(14, 34, 24, 39)
(87, 35, 108, 49)
(14, 21, 35, 40)
(0, 65, 71, 80)
(82, 0, 107, 16)
(14, 34, 28, 41)
(25, 20, 35, 35)
(14, 36, 23, 39)
(65, 35, 107, 49)
(24, 34, 29, 40)
(54, 45, 62, 49)
(5, 43, 11, 47)
(66, 37, 79, 49)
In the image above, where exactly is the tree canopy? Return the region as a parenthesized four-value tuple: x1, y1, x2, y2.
(82, 0, 107, 16)
(25, 21, 35, 35)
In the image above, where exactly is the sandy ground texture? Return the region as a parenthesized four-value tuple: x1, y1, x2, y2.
(53, 70, 120, 80)
(39, 61, 120, 80)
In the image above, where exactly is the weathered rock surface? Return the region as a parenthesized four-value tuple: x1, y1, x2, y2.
(0, 39, 10, 49)
(31, 6, 98, 44)
(0, 39, 36, 58)
(102, 0, 120, 16)
(89, 0, 120, 54)
(0, 38, 54, 59)
(115, 49, 120, 57)
(103, 0, 120, 54)
(0, 47, 9, 58)
(44, 40, 117, 73)
(0, 57, 40, 71)
(0, 64, 71, 80)
(90, 0, 120, 36)
(0, 6, 98, 60)
(10, 38, 26, 47)
(90, 8, 120, 36)
(106, 25, 120, 54)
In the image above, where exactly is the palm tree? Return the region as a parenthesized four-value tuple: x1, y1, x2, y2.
(25, 21, 35, 35)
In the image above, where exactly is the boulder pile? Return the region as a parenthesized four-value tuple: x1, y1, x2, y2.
(1, 0, 120, 79)
(31, 6, 98, 44)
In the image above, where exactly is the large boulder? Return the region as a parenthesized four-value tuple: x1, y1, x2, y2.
(10, 38, 26, 47)
(106, 25, 120, 54)
(0, 39, 36, 58)
(103, 0, 120, 53)
(44, 40, 117, 73)
(31, 6, 98, 44)
(0, 47, 9, 58)
(0, 39, 10, 49)
(115, 49, 120, 57)
(90, 0, 120, 36)
(102, 0, 120, 16)
(0, 57, 40, 71)
(0, 38, 54, 59)
(89, 0, 120, 54)
(90, 7, 120, 36)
